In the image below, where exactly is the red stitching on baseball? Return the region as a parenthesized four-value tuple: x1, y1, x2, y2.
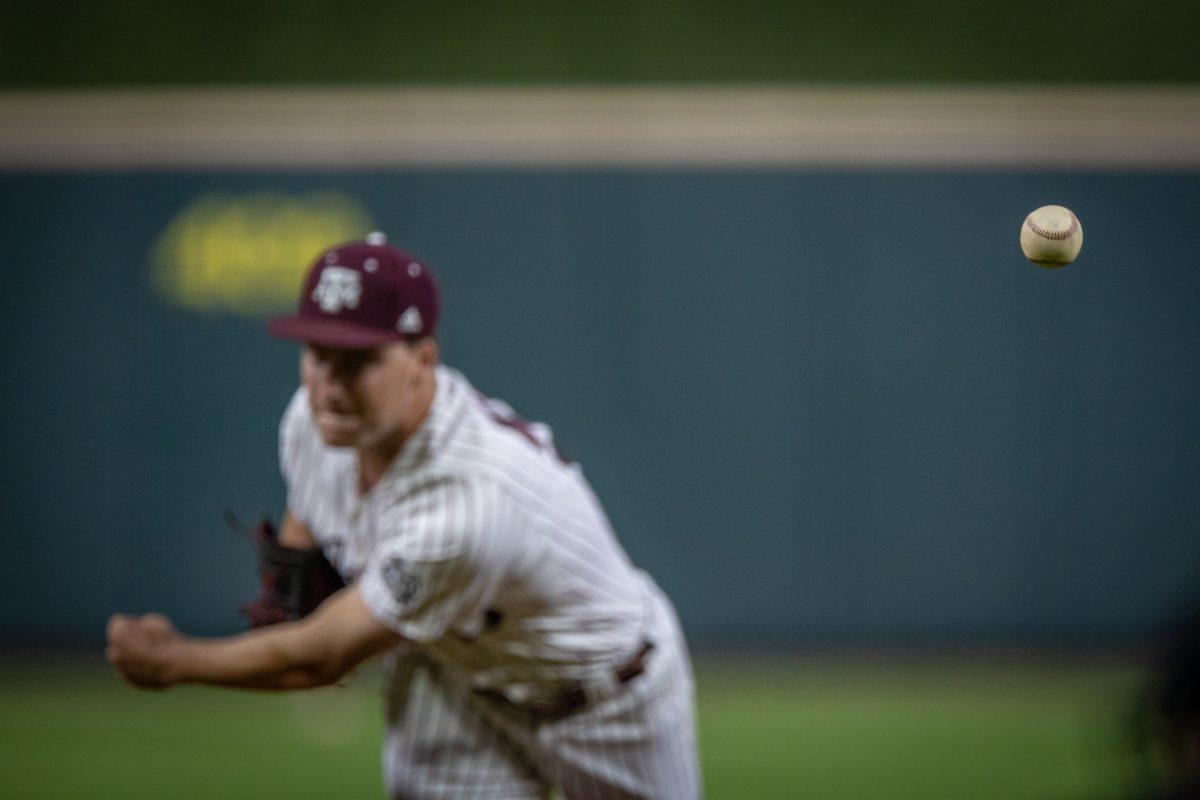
(1025, 210, 1078, 240)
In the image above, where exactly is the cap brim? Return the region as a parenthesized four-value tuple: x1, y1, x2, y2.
(267, 315, 404, 349)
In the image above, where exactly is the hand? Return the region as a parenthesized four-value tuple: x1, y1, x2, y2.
(105, 613, 183, 689)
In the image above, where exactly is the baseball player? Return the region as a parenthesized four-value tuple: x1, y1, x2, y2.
(106, 233, 702, 799)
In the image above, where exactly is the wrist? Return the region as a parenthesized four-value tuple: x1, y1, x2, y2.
(160, 636, 193, 686)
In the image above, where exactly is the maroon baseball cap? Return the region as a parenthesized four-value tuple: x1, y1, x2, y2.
(268, 232, 440, 349)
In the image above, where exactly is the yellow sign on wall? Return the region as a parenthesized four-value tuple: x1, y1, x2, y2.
(152, 192, 373, 314)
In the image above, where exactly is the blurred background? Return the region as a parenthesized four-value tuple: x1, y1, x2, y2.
(3, 1, 1199, 798)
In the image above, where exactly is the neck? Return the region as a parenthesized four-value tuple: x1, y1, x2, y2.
(356, 369, 438, 493)
(357, 438, 402, 493)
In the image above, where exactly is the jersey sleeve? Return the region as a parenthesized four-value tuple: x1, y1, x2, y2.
(360, 478, 519, 643)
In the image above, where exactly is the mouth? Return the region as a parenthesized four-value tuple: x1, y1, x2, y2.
(314, 409, 362, 442)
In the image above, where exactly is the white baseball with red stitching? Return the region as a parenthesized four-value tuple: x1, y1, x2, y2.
(1020, 205, 1083, 268)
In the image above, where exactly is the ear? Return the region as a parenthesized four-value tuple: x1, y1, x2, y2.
(413, 338, 439, 368)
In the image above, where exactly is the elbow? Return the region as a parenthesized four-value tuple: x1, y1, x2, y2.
(277, 660, 346, 690)
(310, 666, 347, 688)
(271, 641, 352, 690)
(306, 652, 353, 688)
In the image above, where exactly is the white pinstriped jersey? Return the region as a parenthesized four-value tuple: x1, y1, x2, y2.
(281, 365, 653, 703)
(282, 365, 700, 798)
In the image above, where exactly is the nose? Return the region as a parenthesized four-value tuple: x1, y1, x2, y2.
(311, 374, 352, 414)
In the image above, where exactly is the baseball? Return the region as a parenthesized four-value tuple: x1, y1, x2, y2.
(1020, 205, 1083, 268)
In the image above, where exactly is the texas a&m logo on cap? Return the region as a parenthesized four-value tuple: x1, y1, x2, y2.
(311, 266, 362, 313)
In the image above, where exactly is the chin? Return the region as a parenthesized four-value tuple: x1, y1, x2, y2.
(317, 427, 361, 449)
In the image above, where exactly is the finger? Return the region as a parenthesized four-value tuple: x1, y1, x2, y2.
(141, 613, 172, 633)
(107, 614, 129, 640)
(106, 642, 131, 670)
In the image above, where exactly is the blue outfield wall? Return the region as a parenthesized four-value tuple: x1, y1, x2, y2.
(2, 168, 1199, 647)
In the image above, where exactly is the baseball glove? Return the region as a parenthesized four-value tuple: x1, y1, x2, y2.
(231, 515, 346, 627)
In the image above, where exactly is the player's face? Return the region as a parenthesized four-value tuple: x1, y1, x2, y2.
(301, 340, 436, 450)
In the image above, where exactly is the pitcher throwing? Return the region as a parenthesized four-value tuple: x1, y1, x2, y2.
(106, 232, 701, 799)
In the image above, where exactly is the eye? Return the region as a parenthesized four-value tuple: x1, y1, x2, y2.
(332, 349, 379, 378)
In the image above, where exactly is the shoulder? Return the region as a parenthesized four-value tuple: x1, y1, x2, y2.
(278, 386, 315, 478)
(440, 368, 569, 475)
(280, 386, 311, 436)
(380, 474, 520, 560)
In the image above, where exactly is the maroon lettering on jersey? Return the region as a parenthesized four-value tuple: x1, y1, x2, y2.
(475, 392, 571, 464)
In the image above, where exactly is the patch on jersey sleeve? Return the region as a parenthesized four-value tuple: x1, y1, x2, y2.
(381, 556, 424, 608)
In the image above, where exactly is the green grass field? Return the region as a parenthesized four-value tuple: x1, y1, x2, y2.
(0, 655, 1148, 799)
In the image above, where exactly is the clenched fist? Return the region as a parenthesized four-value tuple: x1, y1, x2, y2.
(105, 613, 182, 689)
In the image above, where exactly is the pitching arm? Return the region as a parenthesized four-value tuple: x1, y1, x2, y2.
(106, 583, 403, 691)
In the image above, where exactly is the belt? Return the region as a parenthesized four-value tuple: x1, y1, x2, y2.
(478, 640, 654, 722)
